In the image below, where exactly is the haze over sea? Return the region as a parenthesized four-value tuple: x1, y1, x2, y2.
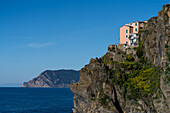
(0, 88, 73, 113)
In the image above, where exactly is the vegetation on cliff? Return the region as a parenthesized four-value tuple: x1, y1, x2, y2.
(97, 43, 162, 112)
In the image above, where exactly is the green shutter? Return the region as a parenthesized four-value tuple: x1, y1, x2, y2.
(135, 28, 137, 31)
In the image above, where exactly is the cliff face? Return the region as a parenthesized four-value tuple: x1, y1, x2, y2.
(21, 70, 79, 88)
(140, 4, 170, 111)
(70, 4, 170, 113)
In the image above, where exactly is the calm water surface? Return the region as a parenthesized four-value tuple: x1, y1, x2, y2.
(0, 87, 74, 113)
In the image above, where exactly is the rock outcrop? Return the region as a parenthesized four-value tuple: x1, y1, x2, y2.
(21, 70, 79, 88)
(70, 4, 170, 113)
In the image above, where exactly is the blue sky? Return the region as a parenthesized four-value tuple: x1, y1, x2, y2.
(0, 0, 169, 85)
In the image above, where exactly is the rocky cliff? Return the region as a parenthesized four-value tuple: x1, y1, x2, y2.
(21, 70, 79, 88)
(70, 4, 170, 113)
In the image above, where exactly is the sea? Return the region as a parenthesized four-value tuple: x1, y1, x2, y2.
(0, 87, 74, 113)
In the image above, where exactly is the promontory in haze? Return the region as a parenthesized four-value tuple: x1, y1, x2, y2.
(21, 70, 79, 88)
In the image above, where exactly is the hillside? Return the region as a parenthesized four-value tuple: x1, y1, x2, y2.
(21, 70, 79, 88)
(70, 4, 170, 113)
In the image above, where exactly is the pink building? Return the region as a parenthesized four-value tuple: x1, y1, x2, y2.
(120, 20, 147, 45)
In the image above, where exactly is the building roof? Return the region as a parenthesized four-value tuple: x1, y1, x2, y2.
(120, 24, 133, 28)
(120, 20, 147, 28)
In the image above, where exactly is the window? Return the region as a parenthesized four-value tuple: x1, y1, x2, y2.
(135, 23, 137, 26)
(126, 35, 128, 38)
(135, 28, 137, 32)
(126, 29, 128, 33)
(126, 41, 128, 44)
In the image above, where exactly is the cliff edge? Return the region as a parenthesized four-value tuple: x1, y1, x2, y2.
(70, 4, 170, 113)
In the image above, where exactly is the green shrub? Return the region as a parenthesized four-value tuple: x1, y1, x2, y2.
(165, 44, 168, 48)
(128, 68, 154, 92)
(112, 46, 115, 50)
(100, 94, 111, 105)
(136, 42, 144, 58)
(140, 56, 148, 64)
(168, 52, 170, 61)
(109, 60, 114, 64)
(103, 54, 107, 65)
(126, 55, 135, 62)
(118, 62, 135, 70)
(113, 59, 160, 100)
(133, 63, 139, 69)
(108, 46, 115, 51)
(133, 47, 138, 50)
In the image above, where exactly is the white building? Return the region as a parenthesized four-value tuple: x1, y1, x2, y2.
(128, 33, 139, 46)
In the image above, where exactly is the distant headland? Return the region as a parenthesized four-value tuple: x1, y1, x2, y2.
(21, 69, 79, 88)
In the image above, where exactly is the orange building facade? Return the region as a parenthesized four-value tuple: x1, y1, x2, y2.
(120, 20, 147, 45)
